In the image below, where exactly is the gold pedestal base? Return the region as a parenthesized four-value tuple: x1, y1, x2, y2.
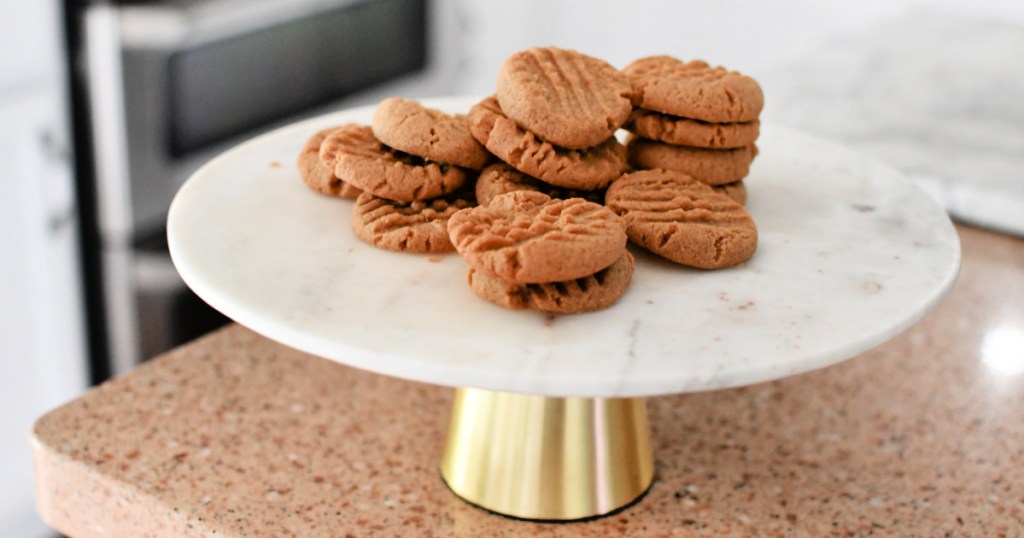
(440, 388, 654, 521)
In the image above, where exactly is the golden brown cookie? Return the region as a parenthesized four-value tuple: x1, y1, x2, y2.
(297, 126, 363, 199)
(496, 47, 633, 149)
(713, 181, 747, 205)
(625, 108, 760, 149)
(627, 137, 757, 185)
(319, 124, 466, 202)
(351, 191, 474, 253)
(447, 191, 627, 284)
(475, 163, 605, 207)
(622, 56, 763, 123)
(605, 169, 757, 269)
(371, 98, 490, 170)
(467, 251, 634, 313)
(469, 96, 626, 191)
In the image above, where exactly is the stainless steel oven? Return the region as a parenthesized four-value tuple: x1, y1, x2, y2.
(72, 0, 459, 377)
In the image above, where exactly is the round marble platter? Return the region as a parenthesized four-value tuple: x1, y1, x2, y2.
(168, 97, 960, 398)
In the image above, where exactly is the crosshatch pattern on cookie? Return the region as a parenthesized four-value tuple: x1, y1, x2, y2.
(623, 56, 763, 123)
(320, 124, 467, 202)
(605, 169, 757, 269)
(447, 191, 627, 284)
(352, 192, 475, 253)
(496, 46, 633, 149)
(469, 96, 626, 191)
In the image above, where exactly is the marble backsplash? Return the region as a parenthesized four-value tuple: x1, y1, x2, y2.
(760, 9, 1024, 236)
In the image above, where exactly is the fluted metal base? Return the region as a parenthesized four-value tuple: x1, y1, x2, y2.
(439, 387, 654, 521)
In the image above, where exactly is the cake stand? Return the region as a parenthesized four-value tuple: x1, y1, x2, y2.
(167, 97, 960, 521)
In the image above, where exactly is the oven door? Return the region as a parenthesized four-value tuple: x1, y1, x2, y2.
(82, 0, 440, 375)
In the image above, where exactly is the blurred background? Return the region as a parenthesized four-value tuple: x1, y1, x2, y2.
(2, 0, 1023, 535)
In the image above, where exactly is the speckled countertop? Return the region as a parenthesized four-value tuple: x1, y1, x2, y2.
(33, 224, 1024, 536)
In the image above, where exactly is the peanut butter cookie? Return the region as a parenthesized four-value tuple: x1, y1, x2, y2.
(496, 47, 632, 149)
(297, 126, 363, 199)
(372, 98, 490, 170)
(447, 191, 627, 284)
(467, 251, 634, 313)
(469, 96, 626, 191)
(475, 163, 606, 207)
(622, 56, 763, 123)
(351, 191, 474, 253)
(713, 181, 747, 205)
(320, 124, 466, 202)
(628, 138, 757, 186)
(625, 108, 760, 149)
(605, 169, 757, 269)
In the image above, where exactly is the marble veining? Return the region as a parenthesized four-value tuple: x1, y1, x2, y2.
(167, 98, 960, 398)
(761, 9, 1024, 237)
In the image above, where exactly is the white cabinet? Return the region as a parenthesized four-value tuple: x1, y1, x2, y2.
(0, 88, 89, 538)
(0, 1, 89, 536)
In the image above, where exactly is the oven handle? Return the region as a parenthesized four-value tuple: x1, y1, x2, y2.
(119, 0, 365, 49)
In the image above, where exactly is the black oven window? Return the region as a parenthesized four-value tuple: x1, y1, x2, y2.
(167, 0, 427, 156)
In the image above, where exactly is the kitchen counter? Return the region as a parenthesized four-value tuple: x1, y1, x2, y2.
(33, 224, 1024, 536)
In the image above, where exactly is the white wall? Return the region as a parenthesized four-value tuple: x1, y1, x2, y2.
(0, 1, 89, 536)
(446, 0, 1024, 95)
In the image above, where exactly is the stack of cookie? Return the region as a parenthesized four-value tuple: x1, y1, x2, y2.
(447, 191, 634, 314)
(295, 47, 767, 314)
(620, 56, 763, 205)
(303, 98, 489, 253)
(468, 47, 632, 202)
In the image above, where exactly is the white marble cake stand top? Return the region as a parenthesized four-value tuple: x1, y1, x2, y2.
(167, 97, 960, 398)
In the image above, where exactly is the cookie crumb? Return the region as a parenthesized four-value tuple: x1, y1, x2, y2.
(269, 160, 281, 168)
(426, 257, 442, 263)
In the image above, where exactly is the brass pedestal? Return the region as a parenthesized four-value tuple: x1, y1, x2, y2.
(440, 388, 654, 521)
